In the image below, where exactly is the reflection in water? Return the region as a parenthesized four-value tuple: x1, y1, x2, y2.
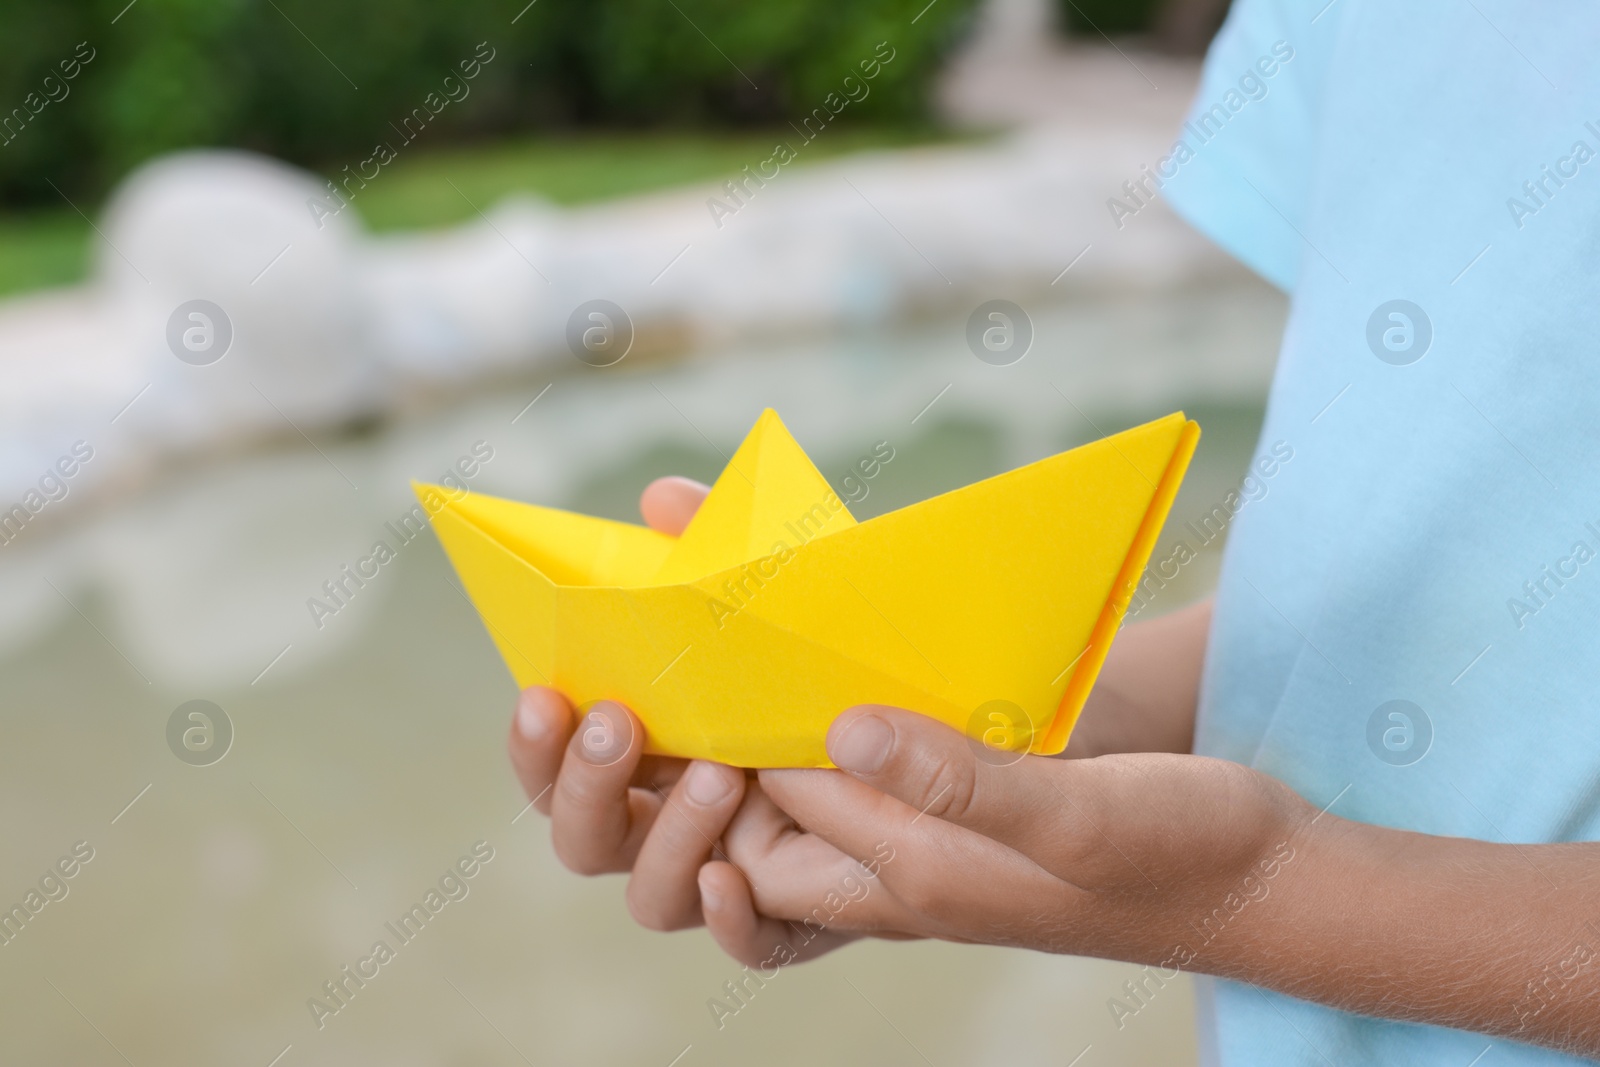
(0, 283, 1280, 1065)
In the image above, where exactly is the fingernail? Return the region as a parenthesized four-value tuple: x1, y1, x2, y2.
(700, 878, 725, 911)
(516, 700, 550, 742)
(684, 760, 732, 805)
(830, 714, 892, 774)
(575, 702, 631, 765)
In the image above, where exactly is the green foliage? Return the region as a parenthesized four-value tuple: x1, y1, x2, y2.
(1059, 0, 1165, 36)
(0, 0, 974, 209)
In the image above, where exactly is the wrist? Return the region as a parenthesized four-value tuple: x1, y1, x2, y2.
(1193, 807, 1571, 1038)
(1076, 758, 1314, 969)
(1199, 800, 1367, 977)
(1157, 771, 1322, 975)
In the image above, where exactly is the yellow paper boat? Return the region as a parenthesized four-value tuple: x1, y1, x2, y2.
(417, 409, 1198, 767)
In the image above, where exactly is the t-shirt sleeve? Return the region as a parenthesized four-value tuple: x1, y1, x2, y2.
(1161, 0, 1340, 293)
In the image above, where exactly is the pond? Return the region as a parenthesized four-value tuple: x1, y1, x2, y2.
(0, 277, 1283, 1065)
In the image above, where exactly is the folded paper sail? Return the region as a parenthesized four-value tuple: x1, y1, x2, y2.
(417, 409, 1199, 767)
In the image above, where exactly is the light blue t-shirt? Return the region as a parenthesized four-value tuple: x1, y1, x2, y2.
(1161, 2, 1600, 1064)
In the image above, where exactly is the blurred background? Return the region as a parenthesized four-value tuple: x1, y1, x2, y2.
(0, 0, 1284, 1062)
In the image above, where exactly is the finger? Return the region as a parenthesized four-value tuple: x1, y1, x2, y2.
(809, 708, 1145, 891)
(508, 686, 575, 816)
(640, 476, 710, 536)
(722, 783, 908, 933)
(634, 756, 690, 794)
(755, 765, 931, 874)
(509, 690, 683, 816)
(823, 704, 1066, 851)
(699, 860, 855, 970)
(724, 784, 858, 897)
(625, 760, 746, 931)
(758, 766, 1070, 942)
(550, 701, 656, 875)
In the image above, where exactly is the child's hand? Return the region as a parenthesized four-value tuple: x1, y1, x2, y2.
(506, 477, 751, 933)
(696, 703, 1311, 970)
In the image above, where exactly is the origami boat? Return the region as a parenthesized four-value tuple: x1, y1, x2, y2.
(417, 409, 1198, 767)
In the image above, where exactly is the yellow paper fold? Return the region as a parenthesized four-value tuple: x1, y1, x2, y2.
(419, 409, 1199, 767)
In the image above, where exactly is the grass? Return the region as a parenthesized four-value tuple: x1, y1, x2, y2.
(350, 126, 955, 228)
(0, 126, 961, 298)
(0, 211, 95, 297)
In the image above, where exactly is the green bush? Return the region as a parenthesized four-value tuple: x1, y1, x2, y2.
(1058, 0, 1230, 52)
(0, 0, 974, 209)
(1059, 0, 1165, 36)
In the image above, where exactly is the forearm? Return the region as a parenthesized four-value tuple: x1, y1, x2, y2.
(1067, 597, 1211, 758)
(1203, 812, 1600, 1056)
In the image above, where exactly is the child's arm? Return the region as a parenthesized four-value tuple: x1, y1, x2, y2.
(1064, 597, 1212, 759)
(698, 709, 1600, 1057)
